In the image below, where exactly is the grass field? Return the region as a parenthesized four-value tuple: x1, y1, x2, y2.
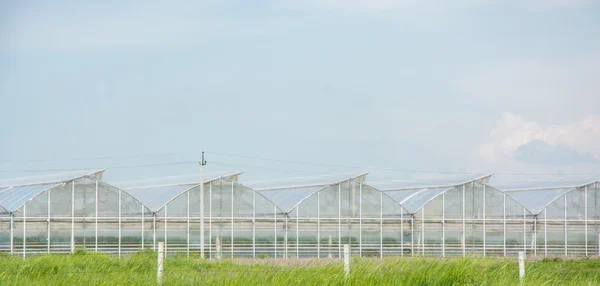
(1, 250, 599, 285)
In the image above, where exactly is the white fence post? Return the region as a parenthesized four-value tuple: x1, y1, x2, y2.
(157, 242, 165, 284)
(518, 251, 525, 283)
(344, 244, 351, 277)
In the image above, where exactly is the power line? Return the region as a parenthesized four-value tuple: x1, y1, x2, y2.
(206, 151, 478, 175)
(0, 152, 185, 164)
(0, 150, 598, 177)
(206, 151, 599, 176)
(0, 161, 198, 173)
(209, 161, 327, 176)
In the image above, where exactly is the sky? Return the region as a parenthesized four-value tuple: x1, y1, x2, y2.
(1, 0, 600, 185)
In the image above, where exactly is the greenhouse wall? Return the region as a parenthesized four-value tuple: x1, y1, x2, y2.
(1, 171, 599, 259)
(150, 178, 285, 258)
(2, 177, 151, 257)
(0, 204, 9, 252)
(284, 180, 411, 259)
(532, 182, 600, 257)
(409, 182, 534, 257)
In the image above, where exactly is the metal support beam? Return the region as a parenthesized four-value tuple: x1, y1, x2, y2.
(95, 180, 99, 252)
(359, 183, 362, 257)
(199, 154, 206, 259)
(118, 189, 122, 257)
(503, 193, 506, 257)
(338, 183, 341, 258)
(273, 205, 277, 258)
(410, 214, 414, 257)
(187, 190, 190, 256)
(10, 213, 14, 255)
(165, 206, 168, 256)
(284, 215, 288, 258)
(141, 202, 144, 250)
(23, 204, 26, 258)
(380, 191, 383, 259)
(209, 183, 212, 259)
(400, 209, 404, 256)
(564, 195, 567, 256)
(71, 181, 75, 253)
(152, 214, 156, 251)
(252, 189, 256, 258)
(421, 207, 425, 256)
(462, 184, 465, 257)
(442, 192, 445, 257)
(47, 188, 51, 253)
(533, 216, 537, 256)
(544, 209, 547, 257)
(523, 207, 526, 254)
(585, 186, 588, 256)
(231, 180, 234, 258)
(317, 191, 320, 258)
(483, 184, 486, 256)
(296, 207, 299, 258)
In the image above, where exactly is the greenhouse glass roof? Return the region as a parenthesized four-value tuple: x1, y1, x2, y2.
(253, 172, 368, 213)
(491, 174, 599, 191)
(505, 188, 574, 215)
(367, 173, 489, 191)
(0, 169, 105, 212)
(247, 172, 368, 191)
(119, 171, 242, 212)
(0, 184, 58, 212)
(373, 174, 493, 214)
(502, 176, 600, 215)
(386, 187, 449, 214)
(0, 169, 104, 188)
(116, 171, 241, 190)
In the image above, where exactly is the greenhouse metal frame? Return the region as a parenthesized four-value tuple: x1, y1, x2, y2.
(0, 170, 151, 257)
(505, 179, 600, 257)
(0, 170, 599, 258)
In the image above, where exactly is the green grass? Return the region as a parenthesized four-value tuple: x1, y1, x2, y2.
(0, 250, 599, 285)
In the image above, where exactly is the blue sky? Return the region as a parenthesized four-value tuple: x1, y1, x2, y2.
(1, 0, 600, 183)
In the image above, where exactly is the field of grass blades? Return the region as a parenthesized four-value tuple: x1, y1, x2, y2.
(0, 250, 599, 285)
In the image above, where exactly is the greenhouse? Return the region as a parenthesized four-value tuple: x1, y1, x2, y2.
(0, 170, 598, 258)
(118, 171, 284, 258)
(371, 174, 533, 257)
(0, 170, 150, 257)
(249, 172, 410, 259)
(503, 177, 600, 257)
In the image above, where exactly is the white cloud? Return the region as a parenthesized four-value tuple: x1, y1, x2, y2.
(477, 112, 600, 166)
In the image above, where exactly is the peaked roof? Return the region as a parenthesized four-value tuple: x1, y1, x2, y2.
(118, 171, 242, 212)
(0, 169, 104, 188)
(386, 187, 449, 214)
(505, 188, 575, 215)
(0, 169, 105, 213)
(368, 173, 492, 191)
(503, 177, 600, 215)
(492, 174, 599, 191)
(254, 172, 368, 213)
(247, 172, 369, 191)
(379, 174, 493, 214)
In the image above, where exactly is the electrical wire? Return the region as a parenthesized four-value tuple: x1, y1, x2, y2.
(0, 150, 597, 177)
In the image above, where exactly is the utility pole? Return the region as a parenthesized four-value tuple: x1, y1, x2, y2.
(200, 152, 207, 258)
